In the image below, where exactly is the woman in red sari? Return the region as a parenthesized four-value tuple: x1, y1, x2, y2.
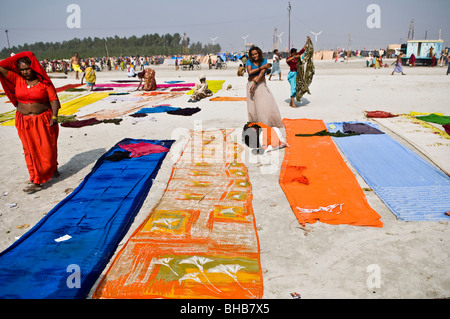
(0, 52, 60, 194)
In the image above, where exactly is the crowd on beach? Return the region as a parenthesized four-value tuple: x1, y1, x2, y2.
(40, 55, 165, 74)
(1, 40, 449, 194)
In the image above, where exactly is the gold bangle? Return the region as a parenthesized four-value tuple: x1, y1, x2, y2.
(52, 116, 58, 120)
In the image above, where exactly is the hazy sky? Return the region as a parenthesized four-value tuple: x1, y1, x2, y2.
(0, 0, 448, 53)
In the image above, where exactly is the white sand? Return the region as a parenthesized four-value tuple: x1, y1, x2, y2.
(0, 59, 449, 299)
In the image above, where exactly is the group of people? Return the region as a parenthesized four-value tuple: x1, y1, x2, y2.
(0, 38, 314, 193)
(4, 36, 448, 195)
(366, 55, 387, 69)
(0, 50, 162, 195)
(243, 36, 312, 150)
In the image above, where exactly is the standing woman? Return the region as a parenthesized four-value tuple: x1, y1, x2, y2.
(269, 49, 282, 81)
(246, 46, 283, 129)
(286, 37, 310, 107)
(0, 51, 60, 194)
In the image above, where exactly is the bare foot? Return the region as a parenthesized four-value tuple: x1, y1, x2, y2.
(23, 184, 42, 194)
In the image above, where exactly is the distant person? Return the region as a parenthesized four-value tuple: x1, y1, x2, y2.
(136, 67, 156, 91)
(431, 54, 437, 67)
(70, 52, 82, 80)
(81, 63, 96, 91)
(127, 64, 136, 77)
(391, 55, 405, 75)
(286, 37, 310, 108)
(269, 49, 282, 81)
(409, 53, 416, 67)
(189, 74, 212, 102)
(241, 54, 248, 72)
(237, 64, 245, 76)
(447, 55, 450, 75)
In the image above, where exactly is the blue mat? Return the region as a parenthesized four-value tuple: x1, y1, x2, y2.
(0, 138, 174, 298)
(135, 105, 180, 114)
(326, 122, 450, 221)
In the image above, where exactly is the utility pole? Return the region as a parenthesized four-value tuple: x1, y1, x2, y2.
(288, 1, 291, 51)
(347, 33, 351, 61)
(5, 30, 11, 55)
(407, 20, 415, 41)
(105, 41, 109, 58)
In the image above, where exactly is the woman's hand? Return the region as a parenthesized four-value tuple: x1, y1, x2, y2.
(250, 81, 257, 95)
(49, 118, 58, 126)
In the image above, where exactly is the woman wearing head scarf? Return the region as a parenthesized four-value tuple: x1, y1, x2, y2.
(0, 51, 60, 194)
(136, 67, 157, 91)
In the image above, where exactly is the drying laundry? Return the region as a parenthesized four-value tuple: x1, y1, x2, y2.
(167, 107, 201, 116)
(343, 122, 384, 135)
(118, 141, 170, 158)
(61, 118, 101, 128)
(93, 130, 263, 299)
(210, 97, 247, 101)
(365, 111, 398, 118)
(0, 139, 174, 298)
(327, 121, 450, 221)
(135, 105, 180, 114)
(280, 118, 383, 227)
(415, 113, 450, 125)
(187, 80, 225, 95)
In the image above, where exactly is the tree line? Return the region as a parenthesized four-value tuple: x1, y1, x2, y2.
(0, 33, 222, 60)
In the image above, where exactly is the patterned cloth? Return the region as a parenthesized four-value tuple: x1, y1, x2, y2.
(295, 38, 315, 101)
(141, 68, 157, 91)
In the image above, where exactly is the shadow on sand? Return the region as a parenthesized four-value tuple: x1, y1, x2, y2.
(44, 148, 107, 188)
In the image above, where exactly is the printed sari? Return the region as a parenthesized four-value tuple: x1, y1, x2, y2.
(141, 68, 157, 91)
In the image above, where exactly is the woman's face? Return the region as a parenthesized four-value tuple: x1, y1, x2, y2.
(18, 63, 35, 81)
(250, 50, 260, 62)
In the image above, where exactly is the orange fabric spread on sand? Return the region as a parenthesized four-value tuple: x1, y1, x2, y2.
(93, 129, 263, 299)
(210, 97, 247, 101)
(279, 118, 383, 227)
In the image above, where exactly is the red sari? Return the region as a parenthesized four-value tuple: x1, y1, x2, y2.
(0, 52, 59, 185)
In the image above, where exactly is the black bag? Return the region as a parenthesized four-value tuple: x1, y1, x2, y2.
(242, 123, 261, 148)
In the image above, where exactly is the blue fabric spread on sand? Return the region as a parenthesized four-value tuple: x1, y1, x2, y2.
(0, 138, 174, 299)
(135, 106, 180, 114)
(326, 122, 450, 221)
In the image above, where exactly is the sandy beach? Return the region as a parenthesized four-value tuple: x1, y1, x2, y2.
(0, 58, 449, 299)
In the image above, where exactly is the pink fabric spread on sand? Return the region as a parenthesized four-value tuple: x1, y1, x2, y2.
(118, 142, 170, 158)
